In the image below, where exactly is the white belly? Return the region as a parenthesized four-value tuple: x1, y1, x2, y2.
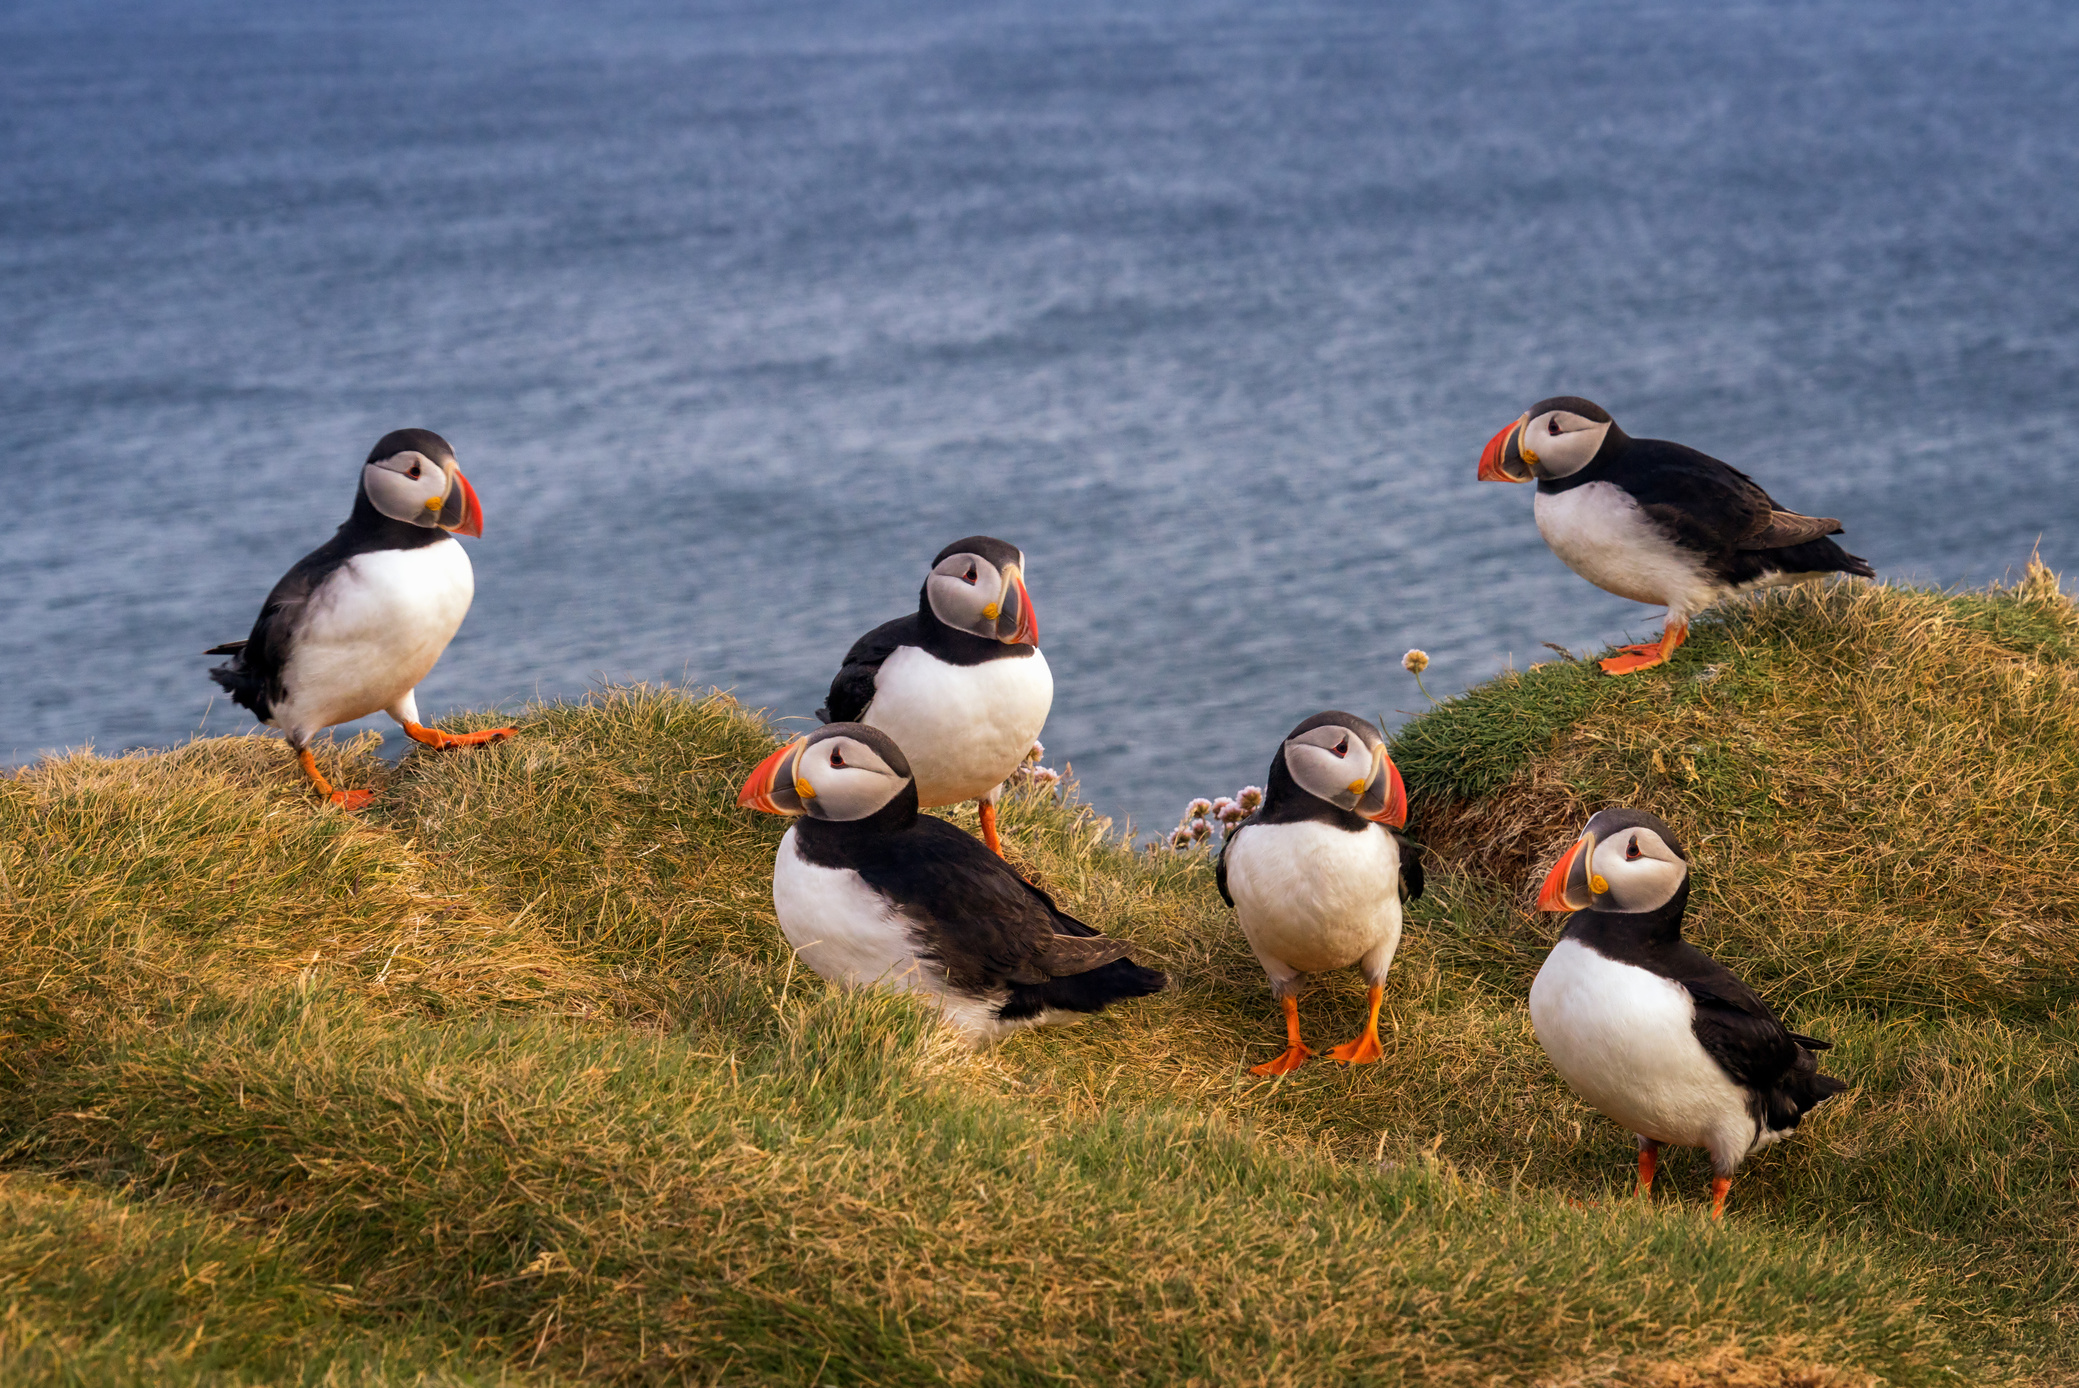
(769, 827, 1051, 1045)
(1224, 819, 1405, 981)
(271, 539, 474, 740)
(1529, 937, 1757, 1162)
(862, 645, 1052, 807)
(1534, 482, 1724, 620)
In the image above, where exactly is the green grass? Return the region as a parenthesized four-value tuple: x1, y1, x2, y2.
(4, 563, 2079, 1384)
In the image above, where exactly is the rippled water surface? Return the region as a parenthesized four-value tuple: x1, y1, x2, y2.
(5, 0, 2078, 834)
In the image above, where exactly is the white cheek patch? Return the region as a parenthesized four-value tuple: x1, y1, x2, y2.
(1529, 417, 1612, 479)
(1590, 836, 1686, 913)
(362, 462, 444, 526)
(1285, 740, 1363, 808)
(926, 559, 1002, 637)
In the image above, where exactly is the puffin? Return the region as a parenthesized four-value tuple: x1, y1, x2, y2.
(737, 722, 1166, 1042)
(205, 428, 513, 808)
(1529, 808, 1846, 1218)
(1477, 397, 1874, 674)
(1216, 712, 1421, 1076)
(816, 536, 1049, 858)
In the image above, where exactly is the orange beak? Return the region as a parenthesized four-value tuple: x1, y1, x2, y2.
(1537, 834, 1593, 911)
(1008, 569, 1038, 646)
(442, 468, 485, 537)
(1477, 415, 1534, 483)
(737, 736, 808, 815)
(1366, 752, 1408, 828)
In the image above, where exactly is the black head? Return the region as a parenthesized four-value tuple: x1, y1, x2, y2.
(1477, 396, 1627, 484)
(1537, 807, 1689, 914)
(737, 722, 918, 830)
(1264, 711, 1407, 827)
(920, 536, 1038, 646)
(356, 428, 483, 536)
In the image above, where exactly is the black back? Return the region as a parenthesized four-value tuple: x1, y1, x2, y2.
(1536, 426, 1874, 585)
(207, 431, 456, 724)
(793, 792, 1165, 1018)
(1562, 885, 1846, 1132)
(1214, 712, 1424, 906)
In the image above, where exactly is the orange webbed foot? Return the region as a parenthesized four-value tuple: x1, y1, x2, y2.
(1326, 984, 1386, 1065)
(327, 788, 376, 811)
(1599, 647, 1671, 675)
(1326, 1032, 1384, 1065)
(402, 721, 517, 750)
(1250, 1044, 1315, 1077)
(1251, 995, 1312, 1075)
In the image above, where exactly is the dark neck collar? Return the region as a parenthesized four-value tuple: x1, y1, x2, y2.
(344, 488, 453, 550)
(1562, 879, 1689, 945)
(794, 783, 922, 847)
(913, 582, 1032, 663)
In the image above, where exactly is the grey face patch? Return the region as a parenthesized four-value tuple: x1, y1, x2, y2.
(925, 549, 1023, 641)
(797, 733, 913, 822)
(1522, 411, 1613, 480)
(1584, 826, 1688, 913)
(1283, 723, 1375, 811)
(362, 451, 452, 527)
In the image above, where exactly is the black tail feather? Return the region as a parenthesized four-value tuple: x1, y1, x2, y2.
(998, 958, 1167, 1021)
(1760, 1044, 1849, 1133)
(1764, 536, 1875, 580)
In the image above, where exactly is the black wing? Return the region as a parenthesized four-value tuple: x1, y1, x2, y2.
(1392, 830, 1425, 903)
(1615, 440, 1870, 583)
(1669, 946, 1801, 1092)
(206, 544, 343, 724)
(872, 816, 1136, 990)
(1215, 821, 1246, 906)
(816, 614, 920, 724)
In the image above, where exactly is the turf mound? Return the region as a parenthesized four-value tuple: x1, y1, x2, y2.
(3, 565, 2076, 1383)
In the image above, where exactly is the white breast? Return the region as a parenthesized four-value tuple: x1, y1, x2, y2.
(769, 827, 1046, 1045)
(1528, 937, 1759, 1166)
(862, 646, 1052, 807)
(1534, 482, 1724, 621)
(1223, 819, 1405, 984)
(271, 539, 474, 741)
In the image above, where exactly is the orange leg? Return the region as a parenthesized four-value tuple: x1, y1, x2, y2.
(1326, 984, 1386, 1065)
(400, 720, 517, 751)
(1250, 996, 1315, 1076)
(298, 747, 373, 810)
(1599, 618, 1689, 675)
(978, 800, 1004, 857)
(1636, 1141, 1659, 1198)
(1709, 1175, 1731, 1220)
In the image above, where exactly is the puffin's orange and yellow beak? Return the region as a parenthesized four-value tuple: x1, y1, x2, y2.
(1364, 751, 1408, 829)
(441, 467, 485, 537)
(1478, 415, 1534, 484)
(1537, 833, 1595, 911)
(738, 736, 808, 815)
(1010, 570, 1037, 645)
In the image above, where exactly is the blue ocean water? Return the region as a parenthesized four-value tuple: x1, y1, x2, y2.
(4, 0, 2077, 836)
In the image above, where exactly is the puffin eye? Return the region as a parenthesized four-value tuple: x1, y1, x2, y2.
(407, 462, 422, 479)
(963, 565, 977, 583)
(1625, 834, 1641, 860)
(1548, 417, 1562, 435)
(829, 748, 846, 769)
(1333, 737, 1348, 756)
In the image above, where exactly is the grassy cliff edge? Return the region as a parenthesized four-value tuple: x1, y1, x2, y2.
(4, 563, 2077, 1386)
